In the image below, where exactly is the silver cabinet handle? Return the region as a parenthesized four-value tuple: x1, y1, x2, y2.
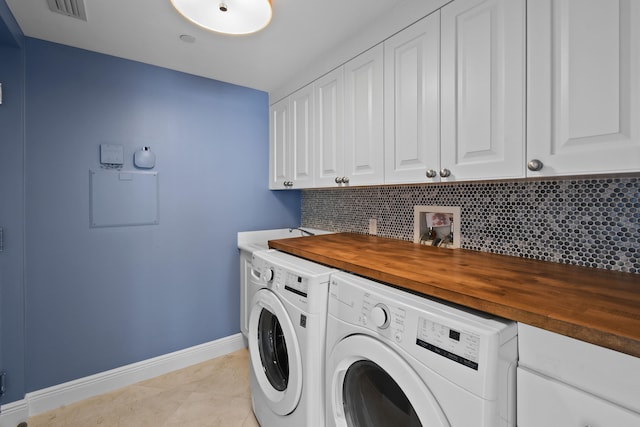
(426, 169, 437, 178)
(283, 181, 294, 187)
(341, 176, 349, 184)
(527, 159, 544, 171)
(439, 168, 451, 178)
(335, 177, 343, 184)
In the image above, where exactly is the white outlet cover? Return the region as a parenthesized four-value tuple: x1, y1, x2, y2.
(100, 144, 124, 165)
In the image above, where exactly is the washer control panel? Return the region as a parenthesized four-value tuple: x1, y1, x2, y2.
(328, 271, 518, 403)
(416, 318, 480, 370)
(283, 271, 309, 298)
(361, 293, 406, 342)
(252, 250, 334, 314)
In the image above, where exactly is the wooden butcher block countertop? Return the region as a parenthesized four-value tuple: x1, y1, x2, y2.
(269, 233, 640, 358)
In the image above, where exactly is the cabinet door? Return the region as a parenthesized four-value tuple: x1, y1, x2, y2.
(441, 0, 525, 181)
(518, 368, 640, 427)
(527, 0, 640, 176)
(384, 12, 441, 184)
(344, 44, 385, 186)
(269, 97, 290, 189)
(289, 85, 315, 188)
(314, 68, 345, 187)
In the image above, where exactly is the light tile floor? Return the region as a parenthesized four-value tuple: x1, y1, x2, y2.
(28, 349, 259, 427)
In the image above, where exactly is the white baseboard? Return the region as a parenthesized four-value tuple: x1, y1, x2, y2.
(0, 399, 28, 427)
(0, 333, 245, 426)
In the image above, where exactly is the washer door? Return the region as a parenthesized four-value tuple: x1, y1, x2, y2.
(248, 289, 302, 416)
(327, 335, 450, 427)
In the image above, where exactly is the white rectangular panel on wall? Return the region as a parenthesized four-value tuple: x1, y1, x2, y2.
(90, 170, 159, 227)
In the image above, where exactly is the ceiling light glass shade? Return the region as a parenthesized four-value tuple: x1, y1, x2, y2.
(171, 0, 272, 35)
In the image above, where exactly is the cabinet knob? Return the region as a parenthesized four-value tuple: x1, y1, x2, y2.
(341, 176, 349, 184)
(426, 169, 437, 178)
(283, 181, 293, 187)
(439, 168, 451, 178)
(527, 159, 544, 171)
(335, 177, 343, 184)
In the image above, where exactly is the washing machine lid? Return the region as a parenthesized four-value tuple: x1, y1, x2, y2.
(327, 334, 451, 427)
(249, 289, 303, 416)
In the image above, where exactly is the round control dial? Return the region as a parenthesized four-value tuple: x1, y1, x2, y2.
(263, 268, 274, 282)
(371, 304, 390, 329)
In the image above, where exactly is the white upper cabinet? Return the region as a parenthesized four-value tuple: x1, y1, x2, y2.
(269, 85, 315, 189)
(269, 97, 290, 189)
(290, 85, 315, 188)
(527, 0, 640, 176)
(272, 0, 638, 188)
(440, 0, 526, 181)
(343, 44, 385, 186)
(384, 11, 441, 184)
(314, 68, 345, 187)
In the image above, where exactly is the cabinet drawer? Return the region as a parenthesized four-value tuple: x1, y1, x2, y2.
(517, 368, 640, 426)
(518, 323, 640, 412)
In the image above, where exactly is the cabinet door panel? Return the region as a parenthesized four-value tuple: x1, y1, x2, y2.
(528, 0, 640, 176)
(290, 86, 314, 188)
(518, 368, 640, 427)
(314, 68, 344, 187)
(384, 12, 440, 184)
(441, 0, 525, 180)
(269, 98, 290, 189)
(344, 44, 384, 186)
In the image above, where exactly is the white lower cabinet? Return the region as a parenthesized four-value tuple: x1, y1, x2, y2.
(517, 324, 640, 426)
(518, 368, 640, 426)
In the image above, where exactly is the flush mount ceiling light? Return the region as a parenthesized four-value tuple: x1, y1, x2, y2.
(171, 0, 272, 35)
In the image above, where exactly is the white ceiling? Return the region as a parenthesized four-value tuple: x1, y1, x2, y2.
(6, 0, 413, 94)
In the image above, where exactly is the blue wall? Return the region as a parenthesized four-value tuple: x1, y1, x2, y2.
(23, 39, 300, 393)
(0, 0, 25, 404)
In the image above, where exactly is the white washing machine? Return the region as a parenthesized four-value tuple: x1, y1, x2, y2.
(238, 227, 332, 338)
(248, 249, 334, 427)
(325, 272, 518, 427)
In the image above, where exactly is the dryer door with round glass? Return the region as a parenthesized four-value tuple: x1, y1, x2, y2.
(249, 288, 303, 416)
(327, 335, 451, 427)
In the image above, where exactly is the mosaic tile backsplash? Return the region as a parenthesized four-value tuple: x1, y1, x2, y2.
(301, 175, 640, 274)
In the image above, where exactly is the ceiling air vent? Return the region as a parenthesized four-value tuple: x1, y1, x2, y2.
(47, 0, 87, 21)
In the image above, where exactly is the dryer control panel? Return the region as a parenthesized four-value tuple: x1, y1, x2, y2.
(416, 318, 480, 370)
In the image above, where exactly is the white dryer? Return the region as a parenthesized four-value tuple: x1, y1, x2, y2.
(248, 250, 334, 427)
(325, 272, 518, 427)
